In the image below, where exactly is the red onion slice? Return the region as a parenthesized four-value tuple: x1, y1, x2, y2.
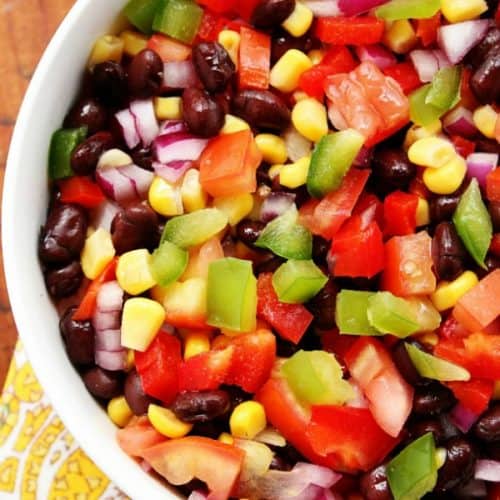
(159, 120, 189, 136)
(466, 152, 498, 188)
(410, 50, 440, 83)
(95, 349, 126, 371)
(303, 0, 341, 17)
(356, 45, 397, 70)
(119, 164, 155, 199)
(438, 20, 489, 64)
(95, 329, 123, 352)
(96, 167, 137, 204)
(260, 193, 296, 223)
(154, 132, 208, 164)
(163, 61, 199, 89)
(474, 460, 500, 482)
(115, 109, 140, 150)
(93, 310, 121, 331)
(291, 463, 341, 489)
(130, 99, 160, 147)
(339, 0, 388, 16)
(443, 106, 478, 138)
(153, 160, 193, 184)
(449, 403, 480, 433)
(96, 281, 124, 312)
(91, 200, 120, 232)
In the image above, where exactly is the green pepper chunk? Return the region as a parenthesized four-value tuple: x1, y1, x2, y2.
(307, 129, 365, 199)
(335, 290, 379, 336)
(375, 0, 441, 21)
(207, 258, 257, 333)
(425, 66, 461, 111)
(453, 178, 493, 269)
(153, 0, 203, 44)
(124, 0, 161, 34)
(409, 85, 444, 127)
(48, 127, 87, 180)
(150, 241, 188, 287)
(387, 433, 437, 500)
(272, 260, 327, 304)
(255, 206, 312, 260)
(281, 350, 355, 405)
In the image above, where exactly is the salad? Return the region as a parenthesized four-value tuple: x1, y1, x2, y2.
(38, 0, 500, 498)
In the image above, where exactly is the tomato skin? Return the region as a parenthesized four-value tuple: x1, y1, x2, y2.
(487, 168, 500, 203)
(383, 191, 418, 237)
(147, 34, 191, 61)
(447, 379, 494, 415)
(117, 417, 166, 458)
(450, 135, 475, 158)
(315, 17, 385, 45)
(239, 27, 271, 90)
(383, 62, 422, 94)
(196, 0, 235, 14)
(59, 176, 105, 208)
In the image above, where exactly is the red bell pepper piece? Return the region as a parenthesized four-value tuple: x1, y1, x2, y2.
(416, 13, 441, 47)
(438, 313, 471, 340)
(383, 191, 418, 237)
(315, 17, 385, 45)
(447, 379, 494, 415)
(135, 332, 181, 405)
(197, 10, 226, 41)
(489, 483, 500, 500)
(460, 67, 481, 110)
(450, 135, 475, 158)
(487, 168, 500, 203)
(59, 176, 105, 209)
(196, 0, 235, 15)
(239, 27, 271, 90)
(147, 34, 191, 62)
(257, 273, 313, 344)
(233, 0, 261, 20)
(353, 192, 384, 229)
(117, 416, 166, 458)
(490, 233, 500, 258)
(320, 328, 358, 361)
(383, 62, 422, 94)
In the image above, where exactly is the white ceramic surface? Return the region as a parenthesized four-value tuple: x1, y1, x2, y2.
(2, 1, 181, 498)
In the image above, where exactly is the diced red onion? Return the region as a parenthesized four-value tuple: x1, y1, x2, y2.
(438, 20, 490, 64)
(159, 120, 189, 136)
(95, 329, 123, 352)
(95, 349, 126, 371)
(154, 132, 208, 164)
(339, 0, 388, 16)
(140, 459, 153, 473)
(96, 281, 123, 312)
(303, 0, 341, 17)
(115, 109, 140, 150)
(443, 106, 478, 138)
(466, 153, 498, 188)
(153, 160, 193, 184)
(91, 200, 120, 232)
(187, 491, 208, 500)
(433, 50, 452, 70)
(409, 50, 450, 83)
(96, 167, 137, 204)
(449, 403, 480, 433)
(291, 464, 341, 489)
(346, 380, 369, 408)
(93, 310, 121, 331)
(130, 99, 160, 147)
(163, 61, 199, 89)
(474, 460, 500, 482)
(282, 126, 312, 162)
(260, 193, 296, 223)
(119, 164, 155, 198)
(356, 45, 397, 70)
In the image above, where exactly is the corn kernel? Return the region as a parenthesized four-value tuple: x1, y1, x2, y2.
(441, 0, 488, 23)
(120, 30, 148, 57)
(97, 149, 132, 169)
(116, 249, 156, 295)
(218, 432, 234, 445)
(436, 448, 447, 469)
(149, 177, 184, 217)
(423, 155, 467, 195)
(268, 164, 284, 180)
(415, 198, 430, 227)
(292, 98, 328, 143)
(230, 401, 267, 439)
(408, 137, 457, 169)
(280, 156, 311, 189)
(383, 19, 417, 54)
(431, 271, 479, 312)
(148, 405, 193, 438)
(270, 49, 313, 94)
(162, 278, 208, 322)
(213, 193, 254, 226)
(88, 35, 124, 68)
(221, 114, 250, 135)
(282, 1, 314, 37)
(416, 332, 439, 347)
(292, 90, 309, 102)
(107, 397, 133, 428)
(308, 49, 326, 65)
(81, 228, 116, 280)
(181, 169, 207, 213)
(154, 97, 183, 121)
(184, 330, 211, 359)
(218, 30, 240, 68)
(255, 134, 288, 165)
(493, 381, 500, 400)
(403, 121, 442, 149)
(473, 105, 498, 139)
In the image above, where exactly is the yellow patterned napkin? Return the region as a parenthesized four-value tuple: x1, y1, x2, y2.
(0, 342, 128, 499)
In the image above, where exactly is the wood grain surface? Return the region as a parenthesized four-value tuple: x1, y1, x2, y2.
(0, 0, 76, 389)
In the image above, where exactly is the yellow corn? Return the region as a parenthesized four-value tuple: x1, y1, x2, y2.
(408, 137, 457, 169)
(107, 397, 133, 428)
(213, 193, 254, 226)
(279, 156, 311, 189)
(150, 284, 169, 304)
(270, 49, 313, 94)
(218, 30, 240, 68)
(292, 98, 328, 143)
(308, 49, 325, 66)
(148, 405, 193, 438)
(423, 155, 467, 195)
(403, 121, 443, 149)
(162, 278, 208, 322)
(292, 90, 310, 102)
(383, 19, 417, 54)
(120, 30, 148, 57)
(493, 381, 500, 400)
(218, 432, 234, 445)
(473, 105, 498, 139)
(255, 134, 288, 165)
(431, 271, 479, 312)
(230, 401, 267, 439)
(282, 1, 314, 37)
(184, 330, 211, 359)
(436, 448, 448, 469)
(149, 176, 184, 217)
(416, 332, 440, 347)
(181, 169, 207, 213)
(81, 228, 116, 280)
(116, 249, 156, 295)
(88, 35, 124, 68)
(125, 349, 135, 371)
(121, 298, 166, 351)
(154, 97, 183, 121)
(221, 114, 250, 135)
(441, 0, 488, 23)
(97, 149, 132, 169)
(268, 164, 284, 180)
(416, 198, 430, 227)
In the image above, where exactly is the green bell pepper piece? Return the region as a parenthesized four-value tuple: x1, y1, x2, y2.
(335, 290, 379, 336)
(124, 0, 161, 34)
(255, 205, 312, 260)
(207, 258, 257, 333)
(387, 433, 437, 500)
(161, 208, 228, 249)
(409, 85, 444, 127)
(405, 343, 471, 382)
(307, 129, 365, 199)
(375, 0, 441, 21)
(48, 127, 87, 180)
(281, 350, 355, 405)
(453, 178, 493, 269)
(150, 240, 188, 287)
(153, 0, 203, 44)
(367, 292, 420, 337)
(425, 66, 461, 111)
(272, 260, 327, 304)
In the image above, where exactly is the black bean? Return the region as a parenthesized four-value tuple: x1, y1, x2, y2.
(251, 0, 296, 29)
(312, 236, 329, 265)
(83, 367, 123, 400)
(171, 390, 231, 423)
(131, 145, 154, 171)
(432, 222, 467, 281)
(70, 131, 114, 175)
(392, 341, 423, 386)
(60, 306, 95, 366)
(45, 261, 83, 298)
(360, 465, 392, 500)
(232, 90, 291, 130)
(91, 61, 128, 106)
(474, 405, 500, 443)
(467, 28, 500, 69)
(429, 195, 461, 224)
(124, 370, 154, 416)
(471, 44, 500, 105)
(254, 256, 286, 274)
(127, 49, 163, 99)
(269, 455, 293, 471)
(413, 382, 457, 416)
(39, 204, 88, 265)
(193, 42, 235, 93)
(64, 98, 107, 135)
(182, 88, 225, 137)
(335, 276, 379, 292)
(306, 278, 336, 330)
(489, 202, 500, 232)
(486, 255, 500, 272)
(476, 138, 500, 155)
(436, 437, 476, 492)
(192, 421, 225, 439)
(237, 220, 266, 247)
(223, 385, 251, 412)
(372, 149, 416, 192)
(485, 441, 500, 460)
(271, 31, 314, 64)
(276, 338, 299, 358)
(409, 419, 445, 445)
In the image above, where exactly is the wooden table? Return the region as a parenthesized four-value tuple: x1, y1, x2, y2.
(0, 0, 76, 389)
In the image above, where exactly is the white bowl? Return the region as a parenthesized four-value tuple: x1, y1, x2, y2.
(2, 1, 181, 498)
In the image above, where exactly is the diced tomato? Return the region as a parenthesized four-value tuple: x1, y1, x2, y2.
(142, 437, 245, 500)
(315, 17, 385, 46)
(416, 13, 441, 47)
(460, 68, 480, 110)
(257, 273, 313, 344)
(383, 191, 418, 237)
(197, 10, 228, 42)
(59, 176, 105, 208)
(199, 130, 262, 197)
(320, 328, 358, 360)
(322, 46, 358, 71)
(353, 192, 384, 229)
(490, 234, 500, 258)
(447, 379, 494, 415)
(135, 332, 181, 405)
(196, 0, 235, 14)
(117, 417, 166, 458)
(234, 0, 261, 20)
(239, 27, 271, 90)
(450, 135, 475, 158)
(147, 34, 191, 61)
(487, 168, 500, 203)
(438, 314, 471, 340)
(383, 62, 422, 94)
(382, 232, 436, 297)
(182, 237, 224, 280)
